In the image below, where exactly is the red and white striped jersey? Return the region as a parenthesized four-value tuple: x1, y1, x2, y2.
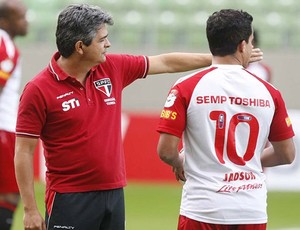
(157, 64, 294, 224)
(0, 29, 21, 132)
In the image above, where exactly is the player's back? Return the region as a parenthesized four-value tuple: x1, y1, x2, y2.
(178, 64, 276, 224)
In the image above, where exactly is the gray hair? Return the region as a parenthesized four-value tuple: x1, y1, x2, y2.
(56, 4, 114, 58)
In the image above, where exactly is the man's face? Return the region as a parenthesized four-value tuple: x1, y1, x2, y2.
(7, 3, 28, 37)
(82, 24, 111, 65)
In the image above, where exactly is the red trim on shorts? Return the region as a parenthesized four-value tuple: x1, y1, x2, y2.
(178, 215, 267, 230)
(46, 190, 56, 217)
(0, 201, 17, 211)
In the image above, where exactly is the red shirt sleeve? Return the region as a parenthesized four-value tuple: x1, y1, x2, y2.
(157, 84, 187, 138)
(104, 54, 149, 88)
(16, 80, 46, 138)
(268, 89, 295, 141)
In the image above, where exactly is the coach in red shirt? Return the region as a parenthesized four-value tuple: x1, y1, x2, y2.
(14, 4, 262, 230)
(14, 4, 212, 230)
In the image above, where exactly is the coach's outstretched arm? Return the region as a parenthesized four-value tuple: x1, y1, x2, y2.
(148, 53, 212, 74)
(148, 48, 263, 74)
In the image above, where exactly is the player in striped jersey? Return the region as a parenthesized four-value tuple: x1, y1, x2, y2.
(0, 1, 28, 229)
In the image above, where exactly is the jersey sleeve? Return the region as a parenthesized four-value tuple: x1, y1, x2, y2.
(268, 89, 294, 141)
(105, 54, 149, 88)
(157, 84, 187, 138)
(157, 69, 212, 138)
(16, 82, 46, 138)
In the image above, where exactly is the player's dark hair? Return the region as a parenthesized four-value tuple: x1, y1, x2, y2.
(0, 0, 20, 20)
(56, 4, 114, 58)
(0, 2, 10, 19)
(206, 9, 253, 56)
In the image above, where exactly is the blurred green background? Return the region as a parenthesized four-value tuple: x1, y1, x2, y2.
(20, 0, 300, 51)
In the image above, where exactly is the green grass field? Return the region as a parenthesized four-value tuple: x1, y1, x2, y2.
(12, 181, 300, 230)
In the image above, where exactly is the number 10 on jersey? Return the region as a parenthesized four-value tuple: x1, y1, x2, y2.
(209, 111, 259, 166)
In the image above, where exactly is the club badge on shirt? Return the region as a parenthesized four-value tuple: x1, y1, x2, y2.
(94, 78, 112, 97)
(0, 59, 13, 80)
(164, 89, 178, 108)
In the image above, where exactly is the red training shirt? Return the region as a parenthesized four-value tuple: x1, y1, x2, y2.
(16, 52, 149, 194)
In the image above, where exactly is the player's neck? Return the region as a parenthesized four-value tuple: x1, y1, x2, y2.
(212, 55, 242, 66)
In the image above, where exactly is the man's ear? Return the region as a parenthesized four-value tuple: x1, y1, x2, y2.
(75, 41, 84, 55)
(238, 40, 247, 53)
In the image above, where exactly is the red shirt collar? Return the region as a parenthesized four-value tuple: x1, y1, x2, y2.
(48, 52, 98, 81)
(48, 52, 69, 81)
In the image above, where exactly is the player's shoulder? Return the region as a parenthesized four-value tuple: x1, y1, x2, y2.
(0, 29, 9, 41)
(174, 66, 216, 86)
(105, 53, 145, 62)
(0, 29, 14, 46)
(0, 29, 16, 55)
(26, 67, 52, 90)
(102, 53, 146, 70)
